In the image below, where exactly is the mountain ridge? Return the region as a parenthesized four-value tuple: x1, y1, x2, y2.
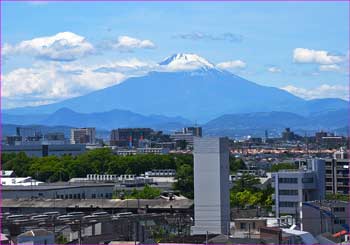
(3, 53, 348, 122)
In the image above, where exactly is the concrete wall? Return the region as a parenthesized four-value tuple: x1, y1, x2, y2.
(191, 137, 230, 235)
(2, 185, 113, 199)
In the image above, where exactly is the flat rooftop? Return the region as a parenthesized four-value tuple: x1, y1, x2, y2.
(2, 198, 194, 209)
(1, 183, 115, 191)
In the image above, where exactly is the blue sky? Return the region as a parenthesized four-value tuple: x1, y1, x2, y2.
(2, 1, 349, 108)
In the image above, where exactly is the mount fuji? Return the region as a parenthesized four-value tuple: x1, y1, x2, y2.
(4, 53, 348, 123)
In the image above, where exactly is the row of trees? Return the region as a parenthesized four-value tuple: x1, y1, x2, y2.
(1, 149, 193, 183)
(2, 149, 275, 207)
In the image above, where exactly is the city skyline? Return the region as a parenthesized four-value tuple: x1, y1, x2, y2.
(2, 1, 349, 109)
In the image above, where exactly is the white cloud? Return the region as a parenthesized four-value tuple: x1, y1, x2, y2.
(267, 66, 282, 73)
(293, 48, 344, 65)
(92, 59, 157, 77)
(216, 60, 246, 70)
(319, 64, 341, 72)
(113, 36, 156, 51)
(281, 84, 349, 100)
(3, 32, 94, 61)
(2, 62, 126, 108)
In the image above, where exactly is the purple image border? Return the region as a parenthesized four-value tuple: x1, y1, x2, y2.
(0, 0, 349, 245)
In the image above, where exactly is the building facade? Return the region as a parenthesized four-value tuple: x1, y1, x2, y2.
(325, 148, 349, 195)
(110, 128, 153, 147)
(272, 159, 325, 220)
(2, 183, 114, 199)
(191, 137, 230, 235)
(302, 200, 349, 236)
(70, 128, 96, 144)
(2, 144, 86, 157)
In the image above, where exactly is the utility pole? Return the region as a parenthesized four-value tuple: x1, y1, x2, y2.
(78, 219, 82, 245)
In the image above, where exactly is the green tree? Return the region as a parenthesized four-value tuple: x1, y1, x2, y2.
(125, 185, 161, 199)
(230, 174, 273, 208)
(270, 163, 297, 172)
(229, 157, 247, 173)
(173, 164, 193, 198)
(176, 140, 188, 150)
(326, 193, 350, 201)
(232, 174, 260, 192)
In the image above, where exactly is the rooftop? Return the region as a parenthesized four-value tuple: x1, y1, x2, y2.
(18, 229, 53, 238)
(1, 182, 114, 190)
(2, 198, 193, 209)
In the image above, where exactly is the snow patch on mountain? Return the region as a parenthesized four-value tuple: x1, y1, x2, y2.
(159, 53, 215, 71)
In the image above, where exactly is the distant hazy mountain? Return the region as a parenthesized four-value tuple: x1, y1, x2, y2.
(204, 109, 348, 137)
(5, 53, 347, 122)
(3, 107, 191, 131)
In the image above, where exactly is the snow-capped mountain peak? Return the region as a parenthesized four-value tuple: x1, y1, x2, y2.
(159, 53, 215, 71)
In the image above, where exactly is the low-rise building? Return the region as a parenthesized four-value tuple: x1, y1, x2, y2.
(302, 200, 350, 236)
(17, 229, 54, 245)
(71, 127, 96, 144)
(2, 183, 114, 199)
(272, 159, 325, 219)
(110, 128, 153, 147)
(2, 144, 86, 157)
(1, 177, 43, 186)
(0, 170, 16, 178)
(232, 218, 267, 238)
(145, 169, 176, 177)
(170, 127, 203, 148)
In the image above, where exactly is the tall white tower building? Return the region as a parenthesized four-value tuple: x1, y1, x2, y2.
(191, 137, 230, 235)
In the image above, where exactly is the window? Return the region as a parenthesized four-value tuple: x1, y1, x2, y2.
(279, 178, 298, 184)
(333, 207, 345, 212)
(334, 219, 346, 225)
(279, 190, 298, 195)
(279, 202, 298, 208)
(302, 178, 314, 183)
(240, 223, 246, 230)
(92, 194, 96, 199)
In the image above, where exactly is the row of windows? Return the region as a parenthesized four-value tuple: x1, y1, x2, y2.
(334, 219, 346, 225)
(240, 222, 257, 230)
(302, 178, 314, 183)
(54, 193, 112, 199)
(279, 190, 298, 196)
(333, 207, 346, 212)
(278, 177, 314, 184)
(279, 201, 298, 208)
(279, 178, 298, 184)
